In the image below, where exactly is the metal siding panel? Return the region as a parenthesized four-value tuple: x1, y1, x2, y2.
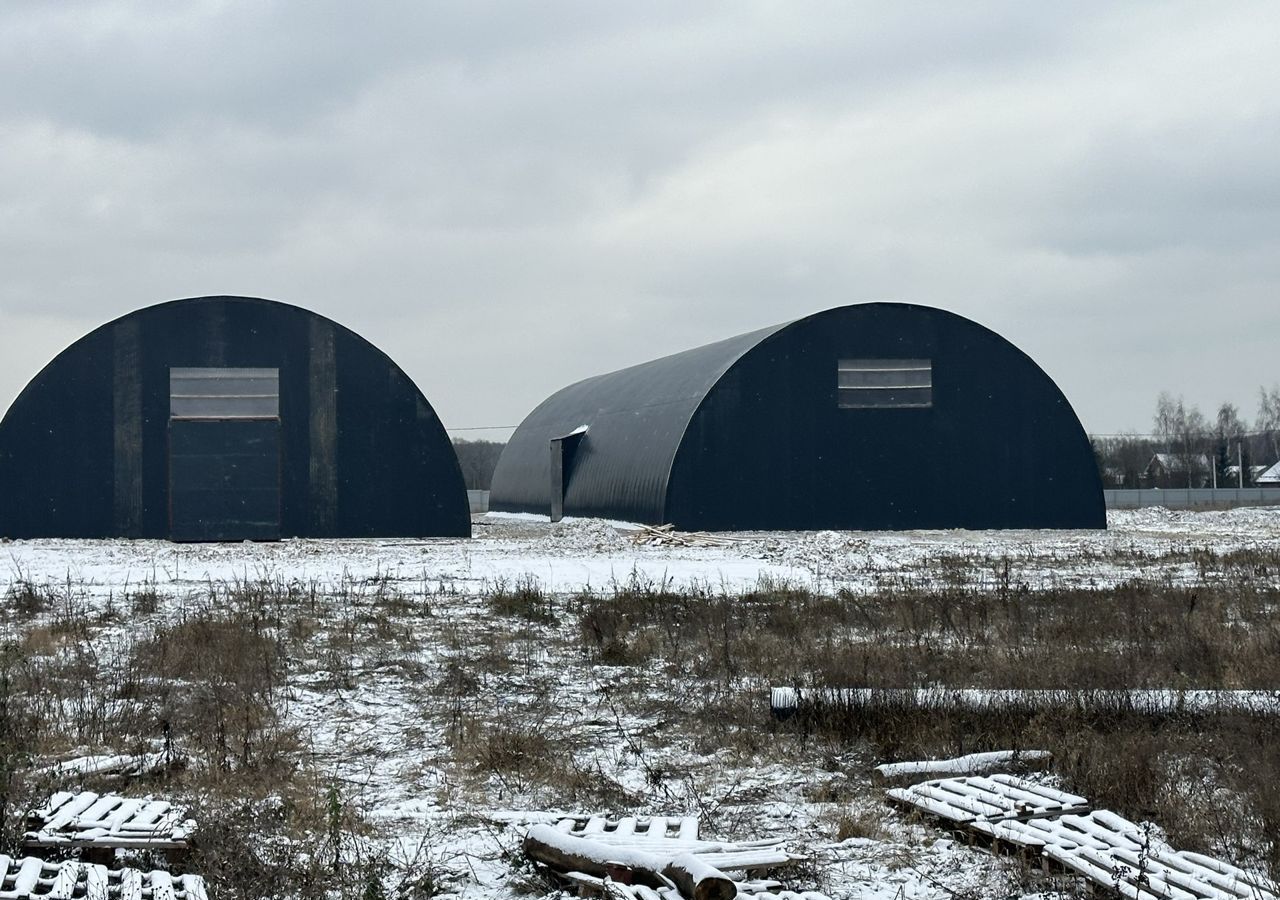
(113, 320, 144, 536)
(549, 439, 565, 522)
(169, 418, 281, 541)
(308, 318, 338, 534)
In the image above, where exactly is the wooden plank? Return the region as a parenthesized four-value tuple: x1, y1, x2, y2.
(78, 793, 125, 825)
(85, 864, 110, 899)
(150, 869, 177, 900)
(874, 750, 1053, 786)
(49, 860, 81, 899)
(11, 856, 44, 895)
(44, 791, 101, 831)
(697, 849, 796, 871)
(119, 867, 144, 900)
(104, 798, 147, 832)
(179, 873, 210, 900)
(890, 775, 1089, 826)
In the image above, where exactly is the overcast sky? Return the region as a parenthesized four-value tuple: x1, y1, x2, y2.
(2, 1, 1277, 438)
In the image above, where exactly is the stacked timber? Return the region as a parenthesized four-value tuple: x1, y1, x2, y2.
(521, 814, 822, 900)
(0, 855, 207, 900)
(631, 525, 736, 548)
(888, 772, 1277, 899)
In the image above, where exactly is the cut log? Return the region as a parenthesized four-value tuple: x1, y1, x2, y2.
(663, 853, 737, 900)
(524, 825, 736, 900)
(872, 750, 1053, 787)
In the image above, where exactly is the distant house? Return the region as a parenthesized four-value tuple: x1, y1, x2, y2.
(1144, 453, 1211, 489)
(1224, 464, 1271, 486)
(1101, 465, 1128, 487)
(1258, 462, 1280, 487)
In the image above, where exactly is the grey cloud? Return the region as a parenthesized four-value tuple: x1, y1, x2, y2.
(1, 1, 1277, 435)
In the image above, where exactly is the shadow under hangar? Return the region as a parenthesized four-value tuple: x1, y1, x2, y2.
(490, 302, 1105, 531)
(0, 296, 470, 541)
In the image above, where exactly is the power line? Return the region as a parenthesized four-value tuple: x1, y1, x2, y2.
(447, 425, 518, 432)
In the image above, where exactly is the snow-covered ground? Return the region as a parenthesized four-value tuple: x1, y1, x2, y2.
(4, 507, 1280, 899)
(5, 506, 1280, 604)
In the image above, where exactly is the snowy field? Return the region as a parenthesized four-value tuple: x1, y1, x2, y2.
(3, 507, 1280, 899)
(6, 506, 1280, 603)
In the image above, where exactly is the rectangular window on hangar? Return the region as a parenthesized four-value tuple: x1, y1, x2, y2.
(170, 367, 280, 419)
(837, 359, 932, 408)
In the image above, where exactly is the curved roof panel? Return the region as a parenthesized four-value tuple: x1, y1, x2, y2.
(489, 322, 785, 523)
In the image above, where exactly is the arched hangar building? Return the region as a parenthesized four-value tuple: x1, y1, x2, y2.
(490, 303, 1105, 531)
(0, 296, 470, 541)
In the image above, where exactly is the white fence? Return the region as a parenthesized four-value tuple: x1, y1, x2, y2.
(1105, 488, 1280, 510)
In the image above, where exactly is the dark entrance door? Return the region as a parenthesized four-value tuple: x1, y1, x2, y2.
(169, 418, 281, 541)
(168, 367, 282, 542)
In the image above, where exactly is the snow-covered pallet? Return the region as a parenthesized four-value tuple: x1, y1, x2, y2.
(889, 776, 1278, 899)
(552, 817, 795, 872)
(887, 774, 1089, 826)
(977, 809, 1278, 899)
(25, 792, 193, 858)
(560, 870, 828, 900)
(0, 854, 207, 900)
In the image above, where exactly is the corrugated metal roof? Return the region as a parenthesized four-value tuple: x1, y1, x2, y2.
(489, 322, 786, 523)
(491, 302, 1105, 531)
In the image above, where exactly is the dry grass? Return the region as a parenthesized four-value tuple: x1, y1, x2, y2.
(3, 545, 1280, 894)
(566, 552, 1280, 876)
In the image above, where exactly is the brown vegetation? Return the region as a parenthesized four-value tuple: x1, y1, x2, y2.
(2, 544, 1280, 894)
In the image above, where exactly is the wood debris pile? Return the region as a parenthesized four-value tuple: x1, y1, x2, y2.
(522, 815, 825, 900)
(8, 790, 206, 899)
(631, 525, 737, 548)
(37, 752, 180, 783)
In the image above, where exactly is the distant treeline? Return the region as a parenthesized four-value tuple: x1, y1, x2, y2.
(1092, 386, 1280, 488)
(453, 438, 505, 490)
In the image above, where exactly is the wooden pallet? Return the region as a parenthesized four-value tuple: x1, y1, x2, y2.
(25, 793, 192, 862)
(0, 855, 207, 900)
(887, 774, 1089, 825)
(552, 817, 795, 872)
(561, 869, 828, 900)
(888, 776, 1277, 900)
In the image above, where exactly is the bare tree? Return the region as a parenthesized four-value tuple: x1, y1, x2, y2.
(1259, 385, 1280, 465)
(1214, 402, 1248, 486)
(1152, 393, 1209, 487)
(452, 439, 505, 490)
